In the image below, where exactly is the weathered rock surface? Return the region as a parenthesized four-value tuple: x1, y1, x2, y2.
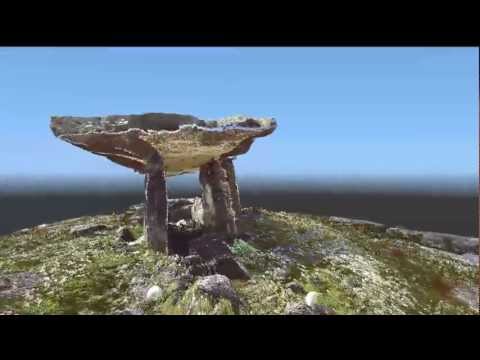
(451, 286, 479, 311)
(191, 197, 205, 227)
(182, 255, 203, 267)
(460, 253, 479, 266)
(329, 216, 387, 231)
(126, 198, 202, 224)
(189, 234, 233, 260)
(286, 281, 306, 295)
(181, 255, 213, 276)
(188, 234, 250, 280)
(168, 198, 196, 223)
(50, 113, 276, 176)
(144, 151, 168, 252)
(221, 157, 241, 216)
(387, 227, 478, 255)
(70, 224, 108, 237)
(199, 159, 237, 234)
(167, 220, 203, 256)
(211, 256, 251, 281)
(284, 302, 314, 315)
(116, 226, 135, 243)
(284, 302, 336, 315)
(0, 272, 43, 300)
(196, 274, 240, 305)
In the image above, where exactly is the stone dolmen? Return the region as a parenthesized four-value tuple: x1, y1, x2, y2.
(50, 113, 276, 254)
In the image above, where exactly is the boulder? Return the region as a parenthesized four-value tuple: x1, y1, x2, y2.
(312, 304, 336, 315)
(272, 267, 293, 282)
(182, 255, 213, 277)
(168, 198, 195, 222)
(187, 235, 250, 280)
(174, 274, 195, 292)
(189, 234, 233, 260)
(182, 255, 204, 267)
(285, 302, 315, 315)
(196, 274, 240, 305)
(168, 220, 203, 256)
(116, 226, 135, 243)
(211, 256, 250, 281)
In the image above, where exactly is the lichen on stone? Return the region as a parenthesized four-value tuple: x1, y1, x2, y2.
(50, 113, 276, 176)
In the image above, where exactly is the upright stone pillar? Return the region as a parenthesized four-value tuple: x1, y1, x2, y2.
(144, 152, 168, 252)
(221, 157, 241, 216)
(199, 159, 237, 235)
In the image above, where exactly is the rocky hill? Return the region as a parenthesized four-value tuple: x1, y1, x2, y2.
(0, 201, 478, 315)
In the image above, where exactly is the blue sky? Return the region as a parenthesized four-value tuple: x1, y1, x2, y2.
(0, 47, 477, 182)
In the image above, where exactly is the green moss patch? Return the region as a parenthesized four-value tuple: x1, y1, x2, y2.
(1, 208, 477, 315)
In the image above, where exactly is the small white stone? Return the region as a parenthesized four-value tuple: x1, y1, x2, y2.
(145, 285, 162, 302)
(305, 291, 320, 307)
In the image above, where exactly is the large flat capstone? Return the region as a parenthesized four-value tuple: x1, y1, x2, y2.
(50, 113, 276, 176)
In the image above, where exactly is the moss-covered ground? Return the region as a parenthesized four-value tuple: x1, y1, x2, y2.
(0, 208, 477, 315)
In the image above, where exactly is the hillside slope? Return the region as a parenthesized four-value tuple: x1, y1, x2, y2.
(0, 205, 478, 315)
